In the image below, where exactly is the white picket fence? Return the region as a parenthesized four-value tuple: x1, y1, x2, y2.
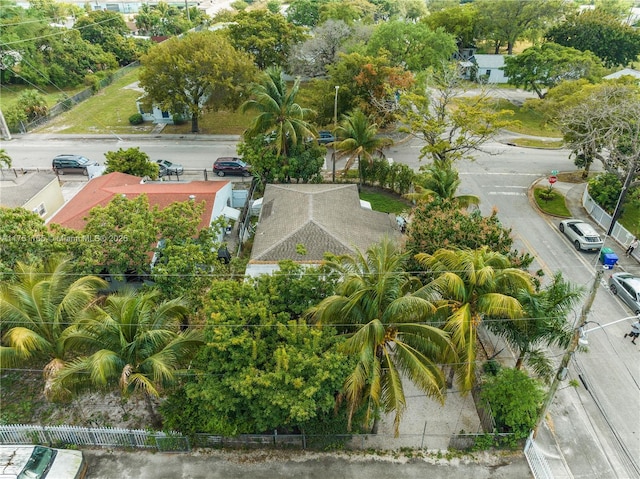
(0, 424, 187, 451)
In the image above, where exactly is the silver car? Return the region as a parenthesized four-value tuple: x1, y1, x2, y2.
(558, 219, 604, 251)
(608, 273, 640, 314)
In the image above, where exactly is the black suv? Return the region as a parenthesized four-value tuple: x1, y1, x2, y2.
(52, 154, 98, 175)
(213, 157, 252, 177)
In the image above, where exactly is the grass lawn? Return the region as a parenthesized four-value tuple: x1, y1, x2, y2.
(37, 67, 152, 134)
(0, 83, 87, 110)
(509, 138, 565, 149)
(491, 99, 562, 138)
(162, 109, 253, 135)
(619, 208, 640, 237)
(359, 187, 412, 214)
(534, 187, 571, 217)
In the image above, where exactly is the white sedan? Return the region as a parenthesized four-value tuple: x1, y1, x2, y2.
(558, 219, 604, 251)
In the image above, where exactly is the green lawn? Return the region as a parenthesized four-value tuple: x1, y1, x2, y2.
(37, 67, 154, 134)
(359, 189, 412, 214)
(533, 187, 571, 217)
(0, 83, 87, 110)
(491, 99, 562, 138)
(509, 138, 565, 149)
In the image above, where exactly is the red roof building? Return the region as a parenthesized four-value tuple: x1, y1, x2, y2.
(49, 172, 233, 231)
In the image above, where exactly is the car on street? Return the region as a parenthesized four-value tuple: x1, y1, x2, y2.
(0, 445, 87, 479)
(213, 157, 252, 177)
(52, 154, 98, 175)
(608, 272, 640, 314)
(156, 159, 183, 177)
(317, 131, 335, 145)
(558, 219, 604, 251)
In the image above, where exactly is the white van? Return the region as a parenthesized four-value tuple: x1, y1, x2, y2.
(0, 445, 87, 479)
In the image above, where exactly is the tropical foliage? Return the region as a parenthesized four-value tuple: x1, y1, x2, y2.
(309, 239, 455, 436)
(405, 160, 479, 208)
(0, 257, 106, 398)
(414, 247, 534, 391)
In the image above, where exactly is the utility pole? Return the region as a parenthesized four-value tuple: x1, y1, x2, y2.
(607, 159, 637, 235)
(332, 85, 339, 183)
(534, 267, 604, 437)
(0, 109, 11, 140)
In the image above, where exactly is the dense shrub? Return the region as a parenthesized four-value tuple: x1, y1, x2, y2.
(588, 173, 622, 214)
(128, 113, 144, 125)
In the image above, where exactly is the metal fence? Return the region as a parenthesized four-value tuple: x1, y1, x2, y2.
(582, 186, 637, 259)
(0, 424, 509, 453)
(524, 432, 554, 479)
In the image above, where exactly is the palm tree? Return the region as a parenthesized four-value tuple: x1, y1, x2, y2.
(487, 272, 583, 382)
(0, 257, 106, 398)
(414, 247, 534, 392)
(333, 109, 392, 184)
(55, 289, 203, 421)
(405, 160, 479, 208)
(308, 239, 455, 436)
(0, 149, 11, 169)
(241, 67, 315, 158)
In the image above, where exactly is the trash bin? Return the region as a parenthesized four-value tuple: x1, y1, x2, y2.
(600, 248, 614, 263)
(601, 253, 618, 268)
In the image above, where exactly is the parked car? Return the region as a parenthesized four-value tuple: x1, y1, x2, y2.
(52, 154, 98, 175)
(558, 219, 604, 251)
(609, 273, 640, 314)
(156, 159, 184, 177)
(317, 131, 335, 145)
(213, 157, 252, 177)
(0, 445, 87, 479)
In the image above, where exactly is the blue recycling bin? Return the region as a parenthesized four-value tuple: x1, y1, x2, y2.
(601, 252, 618, 268)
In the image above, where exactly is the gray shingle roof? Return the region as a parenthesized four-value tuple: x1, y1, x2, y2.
(250, 184, 400, 263)
(0, 172, 56, 207)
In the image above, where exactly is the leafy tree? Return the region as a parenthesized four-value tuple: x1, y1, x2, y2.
(546, 9, 640, 67)
(0, 149, 12, 168)
(226, 10, 308, 69)
(0, 208, 66, 272)
(241, 67, 315, 159)
(0, 257, 106, 398)
(406, 200, 514, 257)
(319, 0, 377, 24)
(162, 271, 350, 436)
(333, 109, 392, 183)
(75, 10, 142, 65)
(405, 160, 479, 208)
(139, 30, 257, 132)
(366, 21, 457, 72)
(104, 147, 159, 178)
(414, 247, 534, 391)
(487, 272, 583, 382)
(398, 64, 514, 165)
(475, 0, 568, 54)
(308, 239, 455, 436)
(56, 290, 202, 421)
(78, 194, 157, 276)
(287, 0, 328, 27)
(134, 1, 197, 36)
(424, 3, 479, 49)
(288, 19, 353, 78)
(480, 368, 544, 438)
(503, 43, 604, 99)
(587, 173, 623, 214)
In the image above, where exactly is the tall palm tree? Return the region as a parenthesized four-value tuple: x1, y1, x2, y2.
(487, 272, 583, 382)
(0, 257, 106, 398)
(241, 67, 315, 158)
(56, 290, 203, 408)
(405, 160, 479, 208)
(308, 239, 455, 436)
(414, 247, 534, 392)
(333, 109, 392, 184)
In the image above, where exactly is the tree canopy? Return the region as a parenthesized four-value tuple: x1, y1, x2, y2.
(139, 30, 257, 132)
(546, 9, 640, 67)
(503, 43, 604, 99)
(104, 147, 159, 179)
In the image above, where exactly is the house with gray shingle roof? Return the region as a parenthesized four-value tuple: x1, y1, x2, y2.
(246, 184, 401, 277)
(0, 171, 64, 220)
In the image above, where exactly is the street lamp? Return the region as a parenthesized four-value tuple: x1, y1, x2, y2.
(332, 85, 339, 183)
